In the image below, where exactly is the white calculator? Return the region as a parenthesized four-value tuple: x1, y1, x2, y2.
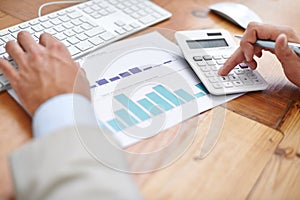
(175, 29, 268, 95)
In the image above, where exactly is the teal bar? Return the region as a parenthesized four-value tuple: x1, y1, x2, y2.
(115, 109, 139, 126)
(195, 83, 209, 94)
(138, 98, 163, 116)
(115, 94, 150, 121)
(98, 121, 113, 134)
(174, 89, 195, 102)
(146, 92, 173, 111)
(107, 119, 126, 132)
(153, 85, 184, 106)
(195, 92, 205, 98)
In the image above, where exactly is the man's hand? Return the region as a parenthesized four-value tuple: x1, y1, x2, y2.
(218, 22, 300, 87)
(0, 31, 91, 115)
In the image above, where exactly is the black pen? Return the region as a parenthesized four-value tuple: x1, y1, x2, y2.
(235, 35, 300, 57)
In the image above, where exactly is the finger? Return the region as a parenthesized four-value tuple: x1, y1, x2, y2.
(39, 32, 58, 47)
(218, 48, 245, 75)
(245, 59, 258, 70)
(0, 59, 19, 84)
(39, 33, 71, 57)
(275, 34, 296, 65)
(17, 31, 40, 53)
(5, 40, 27, 67)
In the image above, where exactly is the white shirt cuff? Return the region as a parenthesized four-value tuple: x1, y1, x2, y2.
(32, 94, 97, 138)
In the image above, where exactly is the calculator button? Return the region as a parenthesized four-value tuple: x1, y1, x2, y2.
(239, 75, 253, 85)
(196, 61, 206, 66)
(219, 76, 230, 82)
(209, 77, 219, 83)
(253, 79, 264, 84)
(212, 83, 223, 89)
(222, 54, 231, 59)
(203, 55, 212, 60)
(216, 60, 226, 65)
(233, 81, 243, 86)
(223, 82, 234, 88)
(212, 55, 222, 60)
(193, 56, 202, 61)
(228, 75, 238, 81)
(244, 69, 252, 74)
(206, 60, 216, 66)
(210, 66, 218, 71)
(200, 66, 210, 72)
(234, 69, 245, 75)
(204, 72, 215, 77)
(239, 63, 249, 68)
(248, 73, 257, 79)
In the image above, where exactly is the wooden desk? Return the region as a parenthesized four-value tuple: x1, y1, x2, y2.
(0, 0, 299, 199)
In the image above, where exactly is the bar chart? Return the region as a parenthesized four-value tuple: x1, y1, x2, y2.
(85, 32, 241, 148)
(97, 83, 207, 134)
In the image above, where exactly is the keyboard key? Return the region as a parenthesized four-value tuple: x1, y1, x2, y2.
(115, 28, 127, 35)
(85, 27, 105, 37)
(89, 37, 104, 45)
(115, 20, 126, 26)
(64, 30, 76, 37)
(0, 75, 9, 85)
(68, 46, 81, 56)
(8, 26, 20, 33)
(99, 32, 115, 41)
(67, 36, 80, 45)
(76, 33, 89, 41)
(41, 21, 53, 29)
(76, 40, 94, 51)
(0, 30, 10, 37)
(139, 15, 155, 24)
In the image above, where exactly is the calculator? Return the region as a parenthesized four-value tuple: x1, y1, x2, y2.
(175, 29, 268, 95)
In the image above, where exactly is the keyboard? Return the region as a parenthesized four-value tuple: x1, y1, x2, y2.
(0, 0, 172, 92)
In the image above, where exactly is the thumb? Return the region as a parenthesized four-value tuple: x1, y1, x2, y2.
(275, 34, 295, 64)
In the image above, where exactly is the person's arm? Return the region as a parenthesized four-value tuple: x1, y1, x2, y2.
(0, 31, 142, 200)
(10, 94, 142, 200)
(218, 22, 300, 87)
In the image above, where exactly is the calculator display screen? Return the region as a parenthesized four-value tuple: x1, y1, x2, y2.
(186, 38, 228, 49)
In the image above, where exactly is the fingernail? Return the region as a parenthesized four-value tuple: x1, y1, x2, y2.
(281, 34, 288, 49)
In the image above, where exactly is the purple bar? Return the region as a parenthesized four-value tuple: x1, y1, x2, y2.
(129, 67, 142, 74)
(90, 85, 97, 89)
(143, 66, 152, 71)
(109, 76, 120, 82)
(163, 60, 172, 64)
(96, 79, 109, 86)
(119, 72, 131, 78)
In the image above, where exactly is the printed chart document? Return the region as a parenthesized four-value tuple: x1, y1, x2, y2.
(79, 31, 242, 148)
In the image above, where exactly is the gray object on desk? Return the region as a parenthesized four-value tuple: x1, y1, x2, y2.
(209, 2, 262, 29)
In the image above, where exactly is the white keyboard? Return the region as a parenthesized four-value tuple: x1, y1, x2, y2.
(0, 0, 171, 92)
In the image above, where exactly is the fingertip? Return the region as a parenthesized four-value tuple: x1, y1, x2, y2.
(218, 65, 229, 76)
(0, 59, 18, 82)
(276, 34, 288, 50)
(275, 33, 295, 58)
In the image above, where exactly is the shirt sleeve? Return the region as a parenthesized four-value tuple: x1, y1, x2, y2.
(32, 93, 98, 138)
